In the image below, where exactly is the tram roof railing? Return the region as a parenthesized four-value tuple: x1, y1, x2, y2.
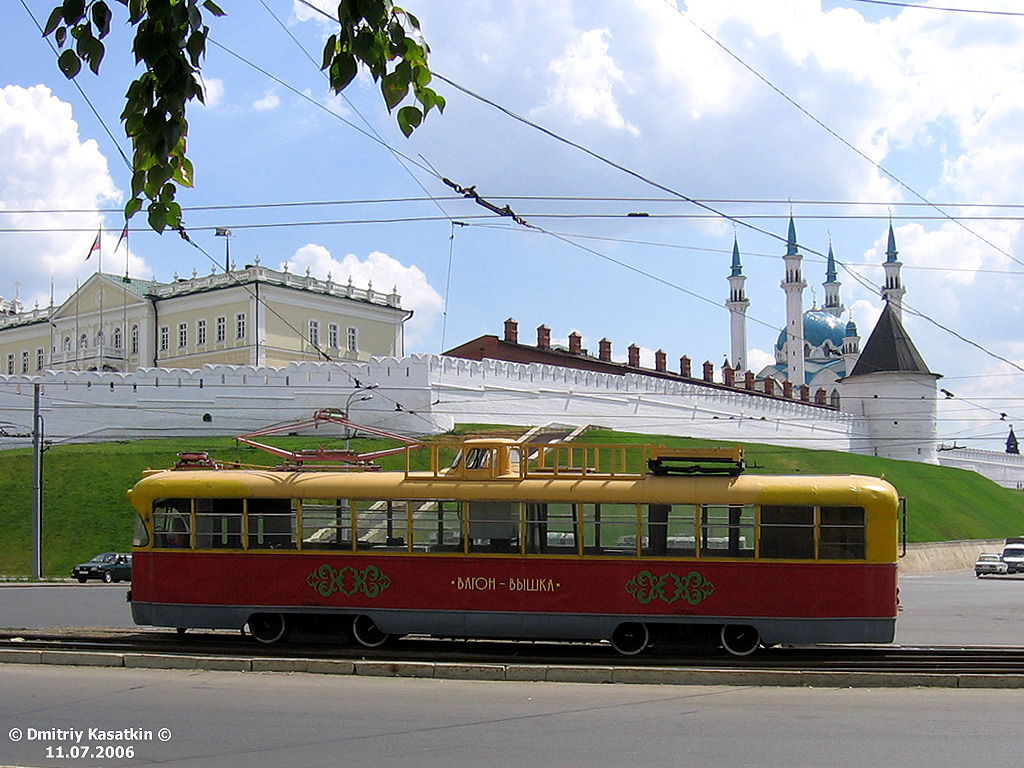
(406, 441, 745, 480)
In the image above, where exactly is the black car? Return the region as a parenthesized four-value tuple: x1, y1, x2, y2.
(71, 552, 132, 583)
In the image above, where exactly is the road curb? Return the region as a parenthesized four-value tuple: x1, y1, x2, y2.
(0, 647, 1021, 689)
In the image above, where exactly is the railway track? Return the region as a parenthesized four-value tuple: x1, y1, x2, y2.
(4, 629, 1024, 683)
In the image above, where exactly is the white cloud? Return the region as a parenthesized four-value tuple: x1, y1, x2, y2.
(252, 89, 281, 112)
(746, 347, 775, 374)
(286, 245, 444, 348)
(199, 77, 224, 108)
(0, 85, 149, 307)
(541, 28, 639, 136)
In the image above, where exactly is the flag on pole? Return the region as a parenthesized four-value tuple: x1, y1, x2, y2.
(85, 229, 101, 260)
(115, 222, 128, 252)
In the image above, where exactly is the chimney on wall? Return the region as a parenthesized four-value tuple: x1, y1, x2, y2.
(568, 331, 582, 356)
(703, 361, 714, 382)
(723, 365, 735, 387)
(680, 356, 691, 378)
(655, 349, 667, 372)
(537, 324, 550, 350)
(599, 338, 612, 362)
(628, 344, 641, 368)
(503, 317, 518, 343)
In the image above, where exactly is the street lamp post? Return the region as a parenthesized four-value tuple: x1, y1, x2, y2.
(343, 387, 377, 450)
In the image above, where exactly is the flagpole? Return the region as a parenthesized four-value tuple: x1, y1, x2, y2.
(98, 230, 104, 369)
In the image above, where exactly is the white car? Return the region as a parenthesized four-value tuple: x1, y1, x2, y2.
(1001, 545, 1024, 574)
(975, 553, 1009, 577)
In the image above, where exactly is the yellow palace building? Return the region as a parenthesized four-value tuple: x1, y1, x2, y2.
(0, 263, 411, 374)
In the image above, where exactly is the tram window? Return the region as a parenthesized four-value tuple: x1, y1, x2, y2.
(301, 499, 352, 550)
(465, 448, 493, 470)
(643, 505, 696, 557)
(410, 500, 463, 552)
(356, 500, 410, 550)
(581, 503, 640, 556)
(152, 499, 191, 548)
(759, 505, 815, 559)
(525, 503, 577, 554)
(133, 513, 150, 548)
(700, 505, 755, 558)
(820, 506, 866, 559)
(469, 501, 520, 553)
(247, 498, 296, 550)
(194, 498, 243, 549)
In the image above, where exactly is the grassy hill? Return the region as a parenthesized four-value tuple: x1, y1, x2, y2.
(1, 427, 1022, 577)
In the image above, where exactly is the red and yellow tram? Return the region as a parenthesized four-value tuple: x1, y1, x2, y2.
(127, 441, 900, 656)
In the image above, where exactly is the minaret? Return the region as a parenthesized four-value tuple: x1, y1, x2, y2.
(726, 234, 750, 372)
(781, 215, 807, 387)
(823, 240, 844, 317)
(842, 317, 860, 375)
(882, 223, 906, 323)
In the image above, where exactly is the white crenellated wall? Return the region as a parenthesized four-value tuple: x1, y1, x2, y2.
(936, 448, 1024, 490)
(427, 355, 860, 449)
(0, 353, 858, 450)
(0, 356, 450, 446)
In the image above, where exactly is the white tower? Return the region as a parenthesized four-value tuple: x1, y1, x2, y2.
(840, 303, 940, 462)
(881, 224, 906, 323)
(781, 216, 807, 387)
(726, 234, 750, 372)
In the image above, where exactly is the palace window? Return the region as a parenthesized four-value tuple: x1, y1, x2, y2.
(196, 318, 207, 347)
(216, 316, 227, 343)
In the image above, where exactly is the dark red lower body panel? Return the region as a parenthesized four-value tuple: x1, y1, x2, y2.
(130, 552, 898, 645)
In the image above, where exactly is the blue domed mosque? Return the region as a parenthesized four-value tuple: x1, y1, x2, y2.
(728, 216, 916, 394)
(727, 216, 945, 462)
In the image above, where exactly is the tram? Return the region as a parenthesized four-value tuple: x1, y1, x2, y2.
(126, 440, 900, 656)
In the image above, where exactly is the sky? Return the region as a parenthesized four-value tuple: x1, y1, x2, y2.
(3, 0, 1024, 451)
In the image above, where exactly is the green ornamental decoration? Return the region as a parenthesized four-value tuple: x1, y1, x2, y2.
(307, 563, 391, 599)
(625, 570, 715, 606)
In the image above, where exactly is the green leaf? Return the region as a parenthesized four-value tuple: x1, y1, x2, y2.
(61, 0, 85, 25)
(91, 2, 112, 37)
(397, 105, 421, 137)
(57, 49, 81, 78)
(124, 196, 143, 220)
(381, 70, 408, 110)
(43, 6, 64, 36)
(322, 34, 337, 70)
(202, 1, 227, 17)
(147, 202, 169, 233)
(329, 53, 358, 91)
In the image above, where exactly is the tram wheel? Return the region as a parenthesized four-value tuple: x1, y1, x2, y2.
(720, 625, 761, 656)
(610, 622, 650, 656)
(351, 615, 390, 648)
(248, 613, 288, 644)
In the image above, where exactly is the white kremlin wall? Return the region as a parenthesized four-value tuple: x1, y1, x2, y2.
(2, 354, 1024, 490)
(0, 354, 857, 450)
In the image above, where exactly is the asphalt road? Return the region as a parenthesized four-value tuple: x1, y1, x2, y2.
(3, 664, 1024, 768)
